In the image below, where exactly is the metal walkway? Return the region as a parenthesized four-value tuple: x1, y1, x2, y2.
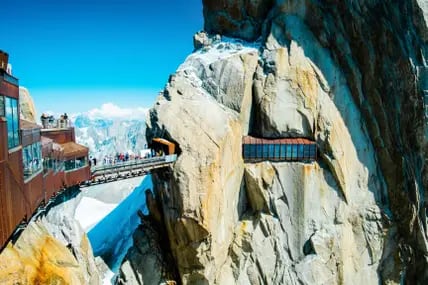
(83, 154, 177, 186)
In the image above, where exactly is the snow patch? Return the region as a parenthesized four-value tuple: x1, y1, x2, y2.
(74, 197, 117, 231)
(178, 37, 260, 72)
(74, 176, 153, 284)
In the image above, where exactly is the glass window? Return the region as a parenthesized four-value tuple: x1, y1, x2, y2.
(5, 97, 19, 149)
(298, 145, 304, 159)
(256, 144, 262, 159)
(54, 158, 63, 173)
(65, 159, 75, 171)
(43, 157, 51, 174)
(274, 144, 280, 159)
(280, 145, 287, 160)
(12, 99, 19, 147)
(0, 96, 4, 117)
(303, 145, 310, 159)
(292, 145, 298, 160)
(268, 144, 275, 159)
(75, 156, 87, 168)
(23, 145, 31, 177)
(243, 144, 250, 159)
(286, 145, 292, 160)
(34, 143, 41, 170)
(262, 144, 269, 159)
(249, 144, 257, 159)
(23, 142, 42, 179)
(309, 145, 317, 158)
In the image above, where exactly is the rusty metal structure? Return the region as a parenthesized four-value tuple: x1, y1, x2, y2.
(0, 51, 90, 248)
(151, 137, 176, 155)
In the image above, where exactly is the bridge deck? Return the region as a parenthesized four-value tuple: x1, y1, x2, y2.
(90, 154, 177, 179)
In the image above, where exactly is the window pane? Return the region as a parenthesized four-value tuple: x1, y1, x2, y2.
(248, 144, 256, 158)
(37, 142, 42, 171)
(5, 97, 13, 148)
(292, 145, 298, 160)
(12, 98, 19, 147)
(256, 144, 262, 158)
(32, 143, 37, 172)
(298, 145, 304, 159)
(5, 97, 19, 149)
(281, 145, 287, 160)
(309, 145, 316, 158)
(43, 157, 49, 174)
(0, 96, 4, 117)
(65, 159, 75, 171)
(54, 159, 59, 172)
(286, 145, 292, 160)
(76, 157, 87, 168)
(303, 145, 310, 159)
(243, 144, 250, 159)
(274, 144, 280, 159)
(262, 144, 269, 158)
(23, 145, 33, 178)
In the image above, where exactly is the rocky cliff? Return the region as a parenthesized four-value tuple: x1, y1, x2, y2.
(19, 86, 37, 123)
(0, 192, 101, 284)
(121, 1, 428, 284)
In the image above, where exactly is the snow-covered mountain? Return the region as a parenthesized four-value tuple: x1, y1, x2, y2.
(72, 114, 147, 162)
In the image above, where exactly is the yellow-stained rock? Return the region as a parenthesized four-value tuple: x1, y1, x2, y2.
(19, 87, 37, 123)
(0, 221, 95, 285)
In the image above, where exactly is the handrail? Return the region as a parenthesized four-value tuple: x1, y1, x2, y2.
(90, 154, 177, 177)
(91, 156, 166, 172)
(41, 118, 72, 129)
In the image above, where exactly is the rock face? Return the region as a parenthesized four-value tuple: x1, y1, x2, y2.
(117, 213, 178, 285)
(124, 1, 428, 284)
(203, 0, 274, 41)
(19, 86, 37, 123)
(0, 192, 101, 284)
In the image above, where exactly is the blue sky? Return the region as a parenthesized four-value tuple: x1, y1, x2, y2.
(1, 0, 203, 117)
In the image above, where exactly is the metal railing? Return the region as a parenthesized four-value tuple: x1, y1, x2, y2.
(41, 118, 71, 129)
(91, 154, 177, 178)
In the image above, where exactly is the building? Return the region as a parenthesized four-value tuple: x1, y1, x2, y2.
(0, 50, 90, 248)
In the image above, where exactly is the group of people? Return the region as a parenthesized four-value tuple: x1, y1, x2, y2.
(40, 112, 69, 128)
(90, 149, 165, 167)
(99, 152, 141, 166)
(88, 156, 97, 167)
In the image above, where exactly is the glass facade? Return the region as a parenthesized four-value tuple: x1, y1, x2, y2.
(243, 143, 317, 161)
(5, 97, 19, 149)
(23, 142, 42, 179)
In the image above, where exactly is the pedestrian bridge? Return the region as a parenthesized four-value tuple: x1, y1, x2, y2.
(84, 154, 177, 186)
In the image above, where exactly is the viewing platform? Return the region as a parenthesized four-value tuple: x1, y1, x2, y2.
(87, 154, 177, 185)
(41, 118, 72, 130)
(243, 136, 317, 162)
